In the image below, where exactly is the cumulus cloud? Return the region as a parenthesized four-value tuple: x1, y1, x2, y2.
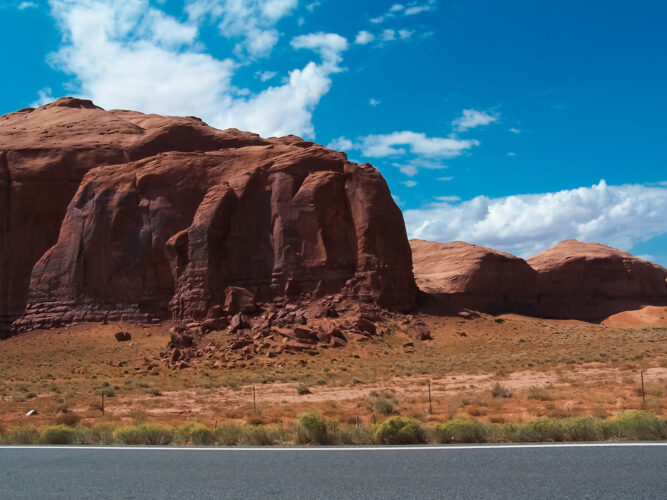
(327, 136, 354, 151)
(185, 0, 297, 58)
(18, 1, 38, 9)
(355, 30, 375, 45)
(404, 180, 667, 259)
(452, 109, 499, 132)
(46, 0, 345, 138)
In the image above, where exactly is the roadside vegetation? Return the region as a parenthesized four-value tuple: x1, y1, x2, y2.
(1, 411, 665, 446)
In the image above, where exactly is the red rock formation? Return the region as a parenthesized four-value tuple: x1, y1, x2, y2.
(0, 98, 415, 336)
(528, 239, 667, 320)
(409, 239, 538, 314)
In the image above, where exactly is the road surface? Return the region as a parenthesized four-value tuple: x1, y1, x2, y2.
(1, 443, 665, 499)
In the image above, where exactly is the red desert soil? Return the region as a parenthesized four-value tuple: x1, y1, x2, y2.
(1, 311, 665, 428)
(602, 306, 667, 328)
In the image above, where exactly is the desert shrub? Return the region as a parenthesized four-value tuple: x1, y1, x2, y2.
(297, 412, 329, 444)
(560, 417, 606, 441)
(86, 423, 117, 445)
(336, 425, 376, 445)
(115, 423, 173, 445)
(176, 422, 215, 445)
(297, 383, 311, 395)
(510, 418, 566, 442)
(55, 412, 81, 427)
(527, 386, 553, 401)
(375, 416, 425, 445)
(432, 417, 488, 443)
(607, 410, 666, 440)
(3, 427, 40, 444)
(237, 425, 274, 446)
(491, 383, 512, 398)
(40, 424, 78, 445)
(370, 395, 396, 416)
(215, 424, 241, 445)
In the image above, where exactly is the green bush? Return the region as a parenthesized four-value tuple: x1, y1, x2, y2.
(608, 410, 666, 440)
(238, 425, 274, 446)
(511, 418, 566, 442)
(215, 424, 241, 445)
(115, 423, 173, 445)
(432, 416, 488, 443)
(85, 423, 117, 445)
(297, 412, 329, 444)
(176, 422, 215, 445)
(561, 417, 606, 441)
(40, 424, 78, 445)
(375, 416, 425, 445)
(336, 425, 376, 445)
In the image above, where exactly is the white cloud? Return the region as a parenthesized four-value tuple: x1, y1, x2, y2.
(509, 127, 520, 134)
(290, 32, 348, 66)
(507, 152, 517, 156)
(437, 176, 453, 181)
(327, 136, 353, 151)
(370, 1, 436, 23)
(398, 29, 414, 40)
(393, 163, 418, 177)
(381, 29, 396, 41)
(355, 30, 375, 45)
(186, 0, 297, 58)
(452, 108, 499, 132)
(355, 131, 478, 158)
(369, 98, 380, 106)
(46, 1, 345, 139)
(31, 88, 55, 107)
(404, 180, 667, 259)
(256, 70, 277, 82)
(305, 1, 320, 12)
(403, 180, 418, 188)
(18, 1, 37, 9)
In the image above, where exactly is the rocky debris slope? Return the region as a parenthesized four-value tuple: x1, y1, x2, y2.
(157, 298, 431, 371)
(410, 239, 537, 314)
(1, 98, 416, 337)
(527, 239, 667, 320)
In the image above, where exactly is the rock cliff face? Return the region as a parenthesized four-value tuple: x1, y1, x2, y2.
(528, 239, 667, 320)
(0, 98, 416, 337)
(410, 239, 537, 314)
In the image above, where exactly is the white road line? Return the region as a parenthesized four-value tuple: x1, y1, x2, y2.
(1, 443, 666, 452)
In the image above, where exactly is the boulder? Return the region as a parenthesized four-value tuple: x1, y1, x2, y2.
(223, 287, 257, 315)
(1, 98, 416, 337)
(528, 240, 667, 320)
(114, 331, 132, 342)
(410, 239, 538, 315)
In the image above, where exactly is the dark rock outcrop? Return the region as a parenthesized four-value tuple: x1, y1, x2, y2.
(0, 98, 416, 336)
(410, 239, 537, 314)
(528, 239, 667, 320)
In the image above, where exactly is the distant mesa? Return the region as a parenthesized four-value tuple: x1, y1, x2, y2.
(410, 238, 667, 321)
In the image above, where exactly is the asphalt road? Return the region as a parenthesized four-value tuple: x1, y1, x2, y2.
(1, 443, 665, 499)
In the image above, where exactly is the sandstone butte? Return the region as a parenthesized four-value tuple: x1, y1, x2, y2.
(0, 97, 416, 338)
(410, 238, 667, 321)
(409, 239, 537, 315)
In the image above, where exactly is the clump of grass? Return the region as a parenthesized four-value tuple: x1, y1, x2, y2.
(527, 386, 553, 401)
(55, 412, 81, 427)
(115, 423, 173, 445)
(130, 410, 148, 425)
(375, 416, 425, 445)
(86, 423, 117, 445)
(368, 391, 397, 415)
(2, 427, 40, 445)
(296, 383, 311, 395)
(432, 416, 488, 443)
(491, 383, 512, 398)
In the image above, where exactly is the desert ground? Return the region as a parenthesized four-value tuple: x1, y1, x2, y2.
(2, 306, 665, 430)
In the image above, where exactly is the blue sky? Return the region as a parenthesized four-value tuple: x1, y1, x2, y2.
(1, 0, 666, 264)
